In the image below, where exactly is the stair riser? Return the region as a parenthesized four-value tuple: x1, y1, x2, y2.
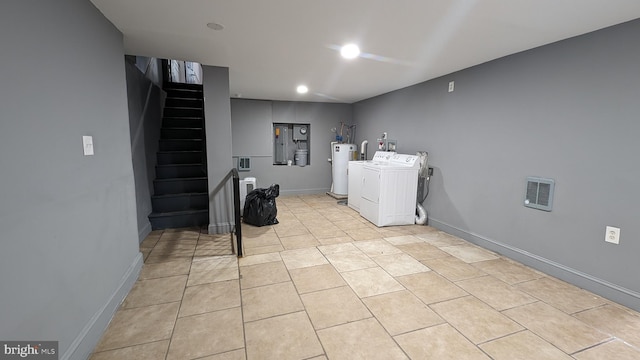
(152, 194, 208, 213)
(161, 128, 203, 139)
(163, 118, 203, 128)
(159, 140, 202, 151)
(157, 152, 203, 165)
(154, 179, 207, 195)
(164, 82, 203, 91)
(164, 107, 203, 118)
(156, 165, 206, 179)
(164, 88, 203, 99)
(149, 211, 208, 230)
(165, 98, 202, 108)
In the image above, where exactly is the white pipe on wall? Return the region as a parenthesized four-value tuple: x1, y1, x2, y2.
(360, 139, 368, 160)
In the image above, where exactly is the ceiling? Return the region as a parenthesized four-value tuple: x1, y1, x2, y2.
(90, 0, 640, 104)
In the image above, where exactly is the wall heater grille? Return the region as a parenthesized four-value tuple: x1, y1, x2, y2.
(524, 176, 555, 211)
(238, 157, 251, 171)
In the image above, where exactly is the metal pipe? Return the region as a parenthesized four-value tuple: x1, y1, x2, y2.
(232, 171, 243, 257)
(415, 203, 427, 225)
(360, 140, 368, 160)
(329, 141, 337, 192)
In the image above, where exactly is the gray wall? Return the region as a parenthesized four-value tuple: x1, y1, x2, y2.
(0, 1, 142, 359)
(133, 56, 163, 88)
(353, 19, 640, 310)
(203, 66, 235, 234)
(125, 60, 164, 242)
(231, 99, 353, 194)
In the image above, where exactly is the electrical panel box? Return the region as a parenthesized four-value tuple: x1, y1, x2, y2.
(273, 123, 311, 165)
(293, 125, 308, 141)
(274, 125, 288, 164)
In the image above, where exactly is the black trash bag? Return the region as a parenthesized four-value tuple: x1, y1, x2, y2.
(242, 184, 280, 226)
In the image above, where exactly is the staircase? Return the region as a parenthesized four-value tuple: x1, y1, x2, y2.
(148, 82, 209, 230)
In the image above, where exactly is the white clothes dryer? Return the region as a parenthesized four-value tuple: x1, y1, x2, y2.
(359, 153, 419, 227)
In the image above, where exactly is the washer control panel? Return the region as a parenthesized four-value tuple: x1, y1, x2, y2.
(390, 154, 419, 167)
(371, 151, 395, 163)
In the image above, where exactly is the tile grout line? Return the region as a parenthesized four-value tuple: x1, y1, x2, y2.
(283, 248, 329, 359)
(489, 302, 577, 357)
(236, 253, 250, 360)
(163, 227, 188, 360)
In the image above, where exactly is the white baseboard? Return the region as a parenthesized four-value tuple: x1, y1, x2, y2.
(62, 252, 143, 360)
(209, 222, 234, 234)
(138, 221, 152, 243)
(279, 188, 329, 196)
(429, 218, 640, 311)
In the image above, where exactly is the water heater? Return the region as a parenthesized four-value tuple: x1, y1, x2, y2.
(332, 144, 356, 195)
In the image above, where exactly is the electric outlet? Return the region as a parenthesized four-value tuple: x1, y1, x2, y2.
(605, 226, 620, 244)
(448, 81, 455, 92)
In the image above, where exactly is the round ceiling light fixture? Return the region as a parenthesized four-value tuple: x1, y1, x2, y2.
(296, 85, 309, 94)
(206, 22, 225, 31)
(340, 43, 360, 59)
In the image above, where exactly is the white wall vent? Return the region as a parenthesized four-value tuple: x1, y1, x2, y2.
(524, 177, 555, 211)
(238, 157, 251, 171)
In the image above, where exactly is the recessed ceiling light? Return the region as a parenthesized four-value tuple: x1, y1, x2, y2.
(206, 22, 224, 31)
(340, 44, 360, 59)
(296, 85, 308, 94)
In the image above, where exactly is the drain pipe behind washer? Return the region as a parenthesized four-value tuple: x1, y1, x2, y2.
(360, 140, 368, 160)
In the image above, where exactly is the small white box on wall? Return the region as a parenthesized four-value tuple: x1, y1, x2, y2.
(239, 177, 257, 210)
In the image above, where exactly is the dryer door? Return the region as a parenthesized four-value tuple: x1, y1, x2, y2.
(361, 167, 381, 203)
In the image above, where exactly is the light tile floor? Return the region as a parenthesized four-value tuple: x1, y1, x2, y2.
(92, 194, 640, 359)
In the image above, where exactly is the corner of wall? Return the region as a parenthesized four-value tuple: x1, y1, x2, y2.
(138, 222, 152, 243)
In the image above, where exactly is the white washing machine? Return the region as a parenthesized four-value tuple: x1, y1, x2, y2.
(348, 152, 394, 211)
(359, 153, 420, 227)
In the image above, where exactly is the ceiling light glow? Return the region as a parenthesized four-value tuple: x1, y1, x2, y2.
(296, 85, 308, 94)
(340, 44, 360, 59)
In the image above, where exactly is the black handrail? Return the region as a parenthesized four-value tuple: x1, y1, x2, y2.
(209, 168, 243, 257)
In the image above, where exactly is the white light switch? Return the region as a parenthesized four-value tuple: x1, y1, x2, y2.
(448, 81, 455, 92)
(83, 136, 94, 156)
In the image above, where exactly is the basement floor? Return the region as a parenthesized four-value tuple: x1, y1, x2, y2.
(91, 194, 640, 359)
